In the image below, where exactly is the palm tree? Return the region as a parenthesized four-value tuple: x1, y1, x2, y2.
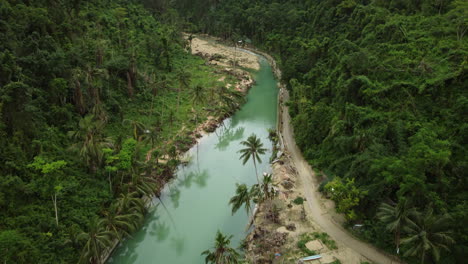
(68, 115, 110, 173)
(261, 173, 276, 201)
(201, 231, 240, 264)
(238, 134, 267, 184)
(229, 184, 252, 215)
(176, 69, 191, 114)
(116, 191, 146, 215)
(141, 127, 159, 148)
(192, 84, 206, 124)
(376, 199, 418, 254)
(122, 119, 147, 141)
(78, 217, 115, 264)
(100, 204, 142, 241)
(401, 208, 455, 263)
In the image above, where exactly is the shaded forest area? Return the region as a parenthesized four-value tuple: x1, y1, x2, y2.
(174, 0, 467, 263)
(0, 0, 247, 263)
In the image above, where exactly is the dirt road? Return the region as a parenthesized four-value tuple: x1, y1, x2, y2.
(280, 90, 396, 264)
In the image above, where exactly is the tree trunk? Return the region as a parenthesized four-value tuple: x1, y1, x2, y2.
(126, 71, 134, 98)
(52, 194, 58, 226)
(253, 159, 260, 184)
(108, 172, 112, 195)
(74, 80, 85, 115)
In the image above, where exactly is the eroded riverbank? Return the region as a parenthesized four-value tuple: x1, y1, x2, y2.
(108, 38, 279, 263)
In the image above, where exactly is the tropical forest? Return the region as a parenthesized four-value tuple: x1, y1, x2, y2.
(0, 0, 466, 264)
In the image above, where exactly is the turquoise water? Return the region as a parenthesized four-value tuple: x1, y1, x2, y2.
(108, 56, 278, 264)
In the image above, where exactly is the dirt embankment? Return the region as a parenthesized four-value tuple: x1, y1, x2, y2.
(244, 48, 398, 264)
(188, 34, 260, 71)
(104, 35, 257, 263)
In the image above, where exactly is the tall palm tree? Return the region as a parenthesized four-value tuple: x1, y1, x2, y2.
(176, 69, 191, 114)
(68, 115, 110, 173)
(238, 134, 267, 184)
(116, 191, 146, 215)
(100, 204, 142, 241)
(78, 217, 115, 264)
(201, 231, 240, 264)
(192, 84, 206, 124)
(401, 208, 454, 263)
(376, 199, 418, 254)
(122, 119, 147, 141)
(229, 184, 252, 215)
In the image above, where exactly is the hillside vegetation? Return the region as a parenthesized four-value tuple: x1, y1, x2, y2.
(0, 0, 245, 263)
(175, 0, 467, 263)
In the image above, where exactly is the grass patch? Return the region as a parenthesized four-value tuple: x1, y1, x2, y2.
(292, 196, 304, 205)
(312, 232, 338, 250)
(297, 233, 316, 255)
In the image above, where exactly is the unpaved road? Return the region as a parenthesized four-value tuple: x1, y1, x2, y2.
(280, 90, 396, 264)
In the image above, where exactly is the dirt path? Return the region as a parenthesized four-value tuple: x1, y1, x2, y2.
(280, 90, 396, 264)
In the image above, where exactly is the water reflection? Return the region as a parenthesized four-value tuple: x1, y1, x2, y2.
(149, 220, 170, 242)
(171, 235, 186, 256)
(215, 124, 245, 151)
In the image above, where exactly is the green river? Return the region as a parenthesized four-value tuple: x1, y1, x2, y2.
(109, 55, 278, 264)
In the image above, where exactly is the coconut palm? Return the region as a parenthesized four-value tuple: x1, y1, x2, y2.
(192, 84, 206, 124)
(376, 199, 418, 254)
(68, 115, 110, 173)
(201, 231, 240, 264)
(401, 208, 455, 263)
(122, 119, 147, 141)
(116, 191, 146, 215)
(176, 68, 191, 114)
(229, 184, 252, 215)
(238, 134, 267, 183)
(261, 173, 276, 201)
(78, 217, 115, 264)
(100, 204, 143, 241)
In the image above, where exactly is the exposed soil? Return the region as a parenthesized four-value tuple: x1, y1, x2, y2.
(186, 34, 260, 70)
(244, 50, 398, 264)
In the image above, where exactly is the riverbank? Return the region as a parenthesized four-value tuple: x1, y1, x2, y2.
(104, 35, 258, 263)
(243, 47, 397, 264)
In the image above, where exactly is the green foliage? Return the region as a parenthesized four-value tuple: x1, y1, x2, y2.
(201, 231, 240, 264)
(292, 196, 304, 205)
(0, 0, 242, 262)
(325, 177, 366, 220)
(296, 233, 316, 256)
(175, 0, 466, 261)
(238, 134, 267, 183)
(311, 232, 338, 250)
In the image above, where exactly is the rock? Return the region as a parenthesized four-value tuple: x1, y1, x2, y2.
(276, 226, 288, 233)
(286, 223, 296, 231)
(281, 180, 294, 189)
(305, 240, 323, 252)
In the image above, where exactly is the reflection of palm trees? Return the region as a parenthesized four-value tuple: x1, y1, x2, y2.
(193, 169, 209, 188)
(154, 191, 177, 231)
(149, 220, 170, 242)
(169, 188, 181, 208)
(171, 235, 186, 256)
(177, 169, 210, 189)
(215, 126, 245, 151)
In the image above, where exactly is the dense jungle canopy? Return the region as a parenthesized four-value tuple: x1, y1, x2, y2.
(0, 0, 466, 263)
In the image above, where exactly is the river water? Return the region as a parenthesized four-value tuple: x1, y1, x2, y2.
(109, 55, 278, 264)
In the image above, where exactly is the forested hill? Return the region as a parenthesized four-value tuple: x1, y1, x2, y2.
(0, 0, 227, 263)
(174, 0, 468, 263)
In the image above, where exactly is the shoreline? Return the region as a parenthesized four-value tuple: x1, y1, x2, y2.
(102, 35, 257, 263)
(242, 47, 398, 264)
